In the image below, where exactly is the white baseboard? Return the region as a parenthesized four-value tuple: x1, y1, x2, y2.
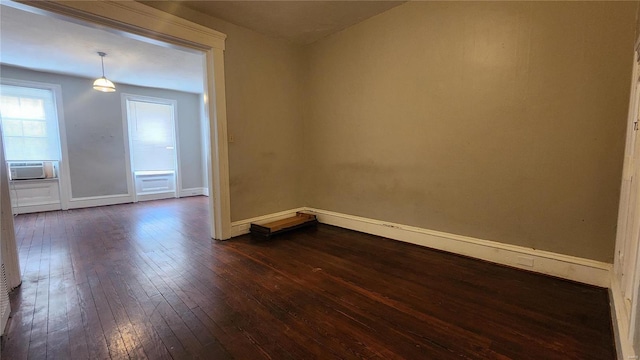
(136, 191, 176, 202)
(19, 189, 208, 213)
(179, 187, 207, 197)
(610, 276, 637, 360)
(229, 208, 622, 352)
(203, 187, 209, 196)
(68, 194, 133, 209)
(12, 202, 61, 215)
(305, 208, 611, 288)
(230, 207, 306, 237)
(229, 206, 610, 287)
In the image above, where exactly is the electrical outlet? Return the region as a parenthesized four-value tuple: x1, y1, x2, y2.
(517, 256, 534, 267)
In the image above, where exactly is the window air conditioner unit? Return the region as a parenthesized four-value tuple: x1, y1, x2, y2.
(9, 162, 46, 180)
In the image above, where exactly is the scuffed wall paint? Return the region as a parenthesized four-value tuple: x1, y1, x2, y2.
(303, 1, 637, 262)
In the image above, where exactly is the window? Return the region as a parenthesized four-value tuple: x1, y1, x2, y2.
(127, 99, 177, 172)
(0, 84, 61, 161)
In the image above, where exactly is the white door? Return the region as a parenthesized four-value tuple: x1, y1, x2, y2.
(615, 52, 640, 351)
(622, 84, 640, 308)
(0, 161, 7, 337)
(0, 125, 12, 336)
(125, 97, 179, 202)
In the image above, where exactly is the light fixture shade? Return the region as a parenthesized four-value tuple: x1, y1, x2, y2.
(93, 77, 116, 92)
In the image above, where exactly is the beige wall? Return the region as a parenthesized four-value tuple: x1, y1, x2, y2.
(147, 2, 637, 262)
(143, 2, 305, 222)
(637, 2, 640, 41)
(303, 2, 637, 262)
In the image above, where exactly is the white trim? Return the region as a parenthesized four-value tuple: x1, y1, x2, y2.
(206, 48, 231, 240)
(136, 191, 175, 203)
(611, 275, 638, 360)
(120, 93, 135, 203)
(21, 190, 204, 211)
(303, 208, 611, 287)
(12, 203, 61, 215)
(629, 227, 640, 357)
(203, 187, 210, 197)
(67, 193, 133, 209)
(56, 99, 71, 211)
(613, 37, 640, 359)
(200, 94, 210, 197)
(0, 107, 21, 296)
(231, 207, 611, 287)
(179, 187, 207, 197)
(174, 100, 182, 199)
(231, 207, 307, 238)
(12, 0, 231, 240)
(7, 1, 226, 51)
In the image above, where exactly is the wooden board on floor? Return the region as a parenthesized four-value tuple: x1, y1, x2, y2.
(250, 212, 317, 238)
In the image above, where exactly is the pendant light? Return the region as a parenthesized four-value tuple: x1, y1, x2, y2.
(93, 52, 116, 92)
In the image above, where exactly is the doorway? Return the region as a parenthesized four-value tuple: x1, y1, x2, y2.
(125, 95, 180, 202)
(0, 0, 232, 339)
(4, 0, 231, 240)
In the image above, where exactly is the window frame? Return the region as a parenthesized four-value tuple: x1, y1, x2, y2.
(0, 78, 71, 210)
(1, 83, 59, 161)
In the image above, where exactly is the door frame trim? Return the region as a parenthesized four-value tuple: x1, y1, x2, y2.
(9, 0, 232, 239)
(612, 38, 640, 360)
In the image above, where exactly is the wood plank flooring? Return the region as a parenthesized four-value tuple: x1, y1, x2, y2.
(1, 196, 615, 359)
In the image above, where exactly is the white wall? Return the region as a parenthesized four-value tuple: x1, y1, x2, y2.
(0, 64, 205, 200)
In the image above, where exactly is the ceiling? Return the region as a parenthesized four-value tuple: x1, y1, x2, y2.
(0, 1, 406, 94)
(176, 1, 406, 45)
(0, 4, 205, 93)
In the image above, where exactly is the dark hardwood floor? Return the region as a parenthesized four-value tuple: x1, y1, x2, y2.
(1, 196, 615, 359)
